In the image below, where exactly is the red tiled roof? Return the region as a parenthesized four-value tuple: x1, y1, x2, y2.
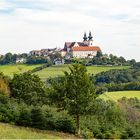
(65, 42, 87, 48)
(72, 46, 101, 51)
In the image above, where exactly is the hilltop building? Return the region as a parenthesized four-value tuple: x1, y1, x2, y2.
(29, 48, 61, 57)
(61, 31, 101, 58)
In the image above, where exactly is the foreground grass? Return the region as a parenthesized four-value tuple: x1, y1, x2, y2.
(35, 65, 129, 79)
(100, 91, 140, 101)
(0, 64, 41, 77)
(0, 123, 77, 139)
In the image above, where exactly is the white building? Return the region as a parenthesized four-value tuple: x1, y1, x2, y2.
(61, 32, 101, 58)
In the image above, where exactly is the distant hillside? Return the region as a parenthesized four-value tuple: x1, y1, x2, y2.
(35, 65, 129, 79)
(0, 64, 129, 79)
(0, 64, 41, 77)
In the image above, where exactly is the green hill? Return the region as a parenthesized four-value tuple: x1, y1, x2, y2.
(100, 91, 140, 101)
(35, 65, 129, 79)
(0, 123, 77, 139)
(0, 64, 41, 77)
(0, 64, 129, 79)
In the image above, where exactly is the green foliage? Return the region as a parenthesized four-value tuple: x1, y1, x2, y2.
(96, 51, 103, 58)
(0, 72, 10, 96)
(0, 94, 20, 123)
(10, 73, 47, 105)
(81, 99, 127, 139)
(49, 64, 97, 134)
(26, 56, 49, 64)
(0, 53, 15, 64)
(92, 54, 136, 66)
(49, 64, 96, 114)
(94, 66, 140, 92)
(16, 104, 32, 126)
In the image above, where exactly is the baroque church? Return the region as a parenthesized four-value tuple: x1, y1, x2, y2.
(61, 31, 101, 58)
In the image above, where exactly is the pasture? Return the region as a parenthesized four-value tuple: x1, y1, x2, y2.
(0, 64, 129, 79)
(0, 64, 41, 77)
(35, 65, 129, 79)
(100, 91, 140, 101)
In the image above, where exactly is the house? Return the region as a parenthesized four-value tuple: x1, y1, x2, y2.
(16, 58, 27, 63)
(29, 48, 61, 57)
(29, 49, 48, 56)
(61, 31, 101, 58)
(54, 58, 65, 65)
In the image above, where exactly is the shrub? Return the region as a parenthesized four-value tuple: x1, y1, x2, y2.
(56, 116, 76, 133)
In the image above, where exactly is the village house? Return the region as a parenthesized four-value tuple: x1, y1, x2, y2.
(29, 48, 60, 57)
(61, 32, 101, 58)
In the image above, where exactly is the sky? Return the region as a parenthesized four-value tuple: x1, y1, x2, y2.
(0, 0, 140, 61)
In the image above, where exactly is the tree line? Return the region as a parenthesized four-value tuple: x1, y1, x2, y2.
(0, 52, 61, 65)
(0, 52, 137, 66)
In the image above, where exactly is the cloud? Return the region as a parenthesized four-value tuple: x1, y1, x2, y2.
(0, 0, 140, 61)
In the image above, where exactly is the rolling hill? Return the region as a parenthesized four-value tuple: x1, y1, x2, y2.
(34, 65, 129, 79)
(0, 64, 129, 79)
(0, 64, 41, 77)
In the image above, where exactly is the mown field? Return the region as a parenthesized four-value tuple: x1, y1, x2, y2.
(0, 64, 41, 77)
(0, 123, 77, 139)
(35, 65, 129, 79)
(100, 91, 140, 101)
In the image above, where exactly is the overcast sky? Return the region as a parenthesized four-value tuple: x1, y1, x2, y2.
(0, 0, 140, 60)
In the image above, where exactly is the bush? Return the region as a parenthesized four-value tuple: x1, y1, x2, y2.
(56, 116, 76, 133)
(10, 73, 48, 105)
(0, 94, 20, 123)
(16, 105, 32, 126)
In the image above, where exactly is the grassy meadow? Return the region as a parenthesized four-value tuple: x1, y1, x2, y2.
(35, 64, 129, 79)
(100, 91, 140, 102)
(0, 64, 41, 77)
(0, 123, 77, 139)
(0, 64, 129, 79)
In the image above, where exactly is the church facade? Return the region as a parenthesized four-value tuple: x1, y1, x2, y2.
(61, 32, 101, 58)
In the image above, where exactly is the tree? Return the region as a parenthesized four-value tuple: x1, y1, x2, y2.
(0, 72, 10, 96)
(10, 73, 47, 105)
(4, 53, 13, 64)
(96, 51, 103, 58)
(49, 64, 97, 135)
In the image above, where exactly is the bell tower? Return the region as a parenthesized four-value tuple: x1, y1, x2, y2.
(83, 32, 87, 42)
(88, 31, 93, 46)
(83, 32, 88, 45)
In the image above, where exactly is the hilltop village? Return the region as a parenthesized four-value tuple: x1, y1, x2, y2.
(0, 32, 136, 66)
(29, 32, 101, 58)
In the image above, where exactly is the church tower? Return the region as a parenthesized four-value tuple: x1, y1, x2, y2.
(83, 32, 88, 45)
(88, 31, 93, 46)
(83, 32, 87, 41)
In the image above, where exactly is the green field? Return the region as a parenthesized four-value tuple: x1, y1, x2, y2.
(0, 64, 41, 77)
(100, 91, 140, 101)
(0, 123, 76, 139)
(0, 64, 129, 79)
(35, 65, 129, 79)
